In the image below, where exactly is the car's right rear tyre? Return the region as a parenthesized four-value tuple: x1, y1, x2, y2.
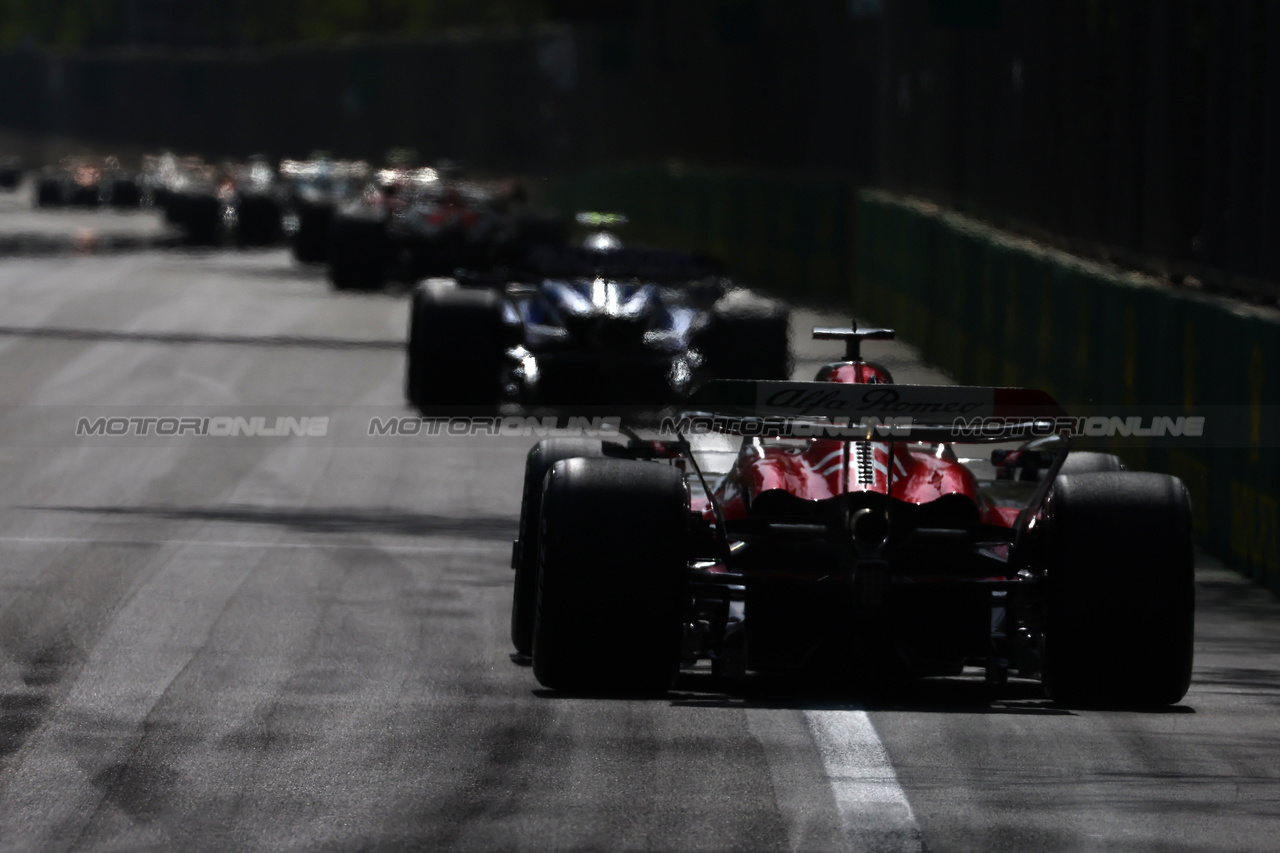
(1042, 471, 1194, 707)
(1023, 450, 1126, 482)
(1057, 451, 1126, 476)
(532, 458, 688, 694)
(696, 292, 791, 380)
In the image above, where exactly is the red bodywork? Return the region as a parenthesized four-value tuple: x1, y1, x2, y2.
(694, 359, 1021, 530)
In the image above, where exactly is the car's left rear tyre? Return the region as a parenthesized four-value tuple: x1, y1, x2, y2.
(532, 458, 688, 694)
(511, 439, 626, 656)
(1041, 471, 1195, 707)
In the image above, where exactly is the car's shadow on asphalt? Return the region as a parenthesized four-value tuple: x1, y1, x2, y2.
(28, 503, 517, 541)
(530, 668, 1198, 716)
(670, 671, 1077, 716)
(0, 323, 404, 350)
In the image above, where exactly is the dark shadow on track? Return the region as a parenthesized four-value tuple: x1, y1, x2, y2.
(0, 325, 403, 351)
(677, 673, 1076, 716)
(532, 669, 1197, 716)
(27, 504, 516, 540)
(532, 670, 1070, 715)
(0, 232, 182, 257)
(173, 259, 328, 282)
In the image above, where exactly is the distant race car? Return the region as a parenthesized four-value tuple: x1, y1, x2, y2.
(327, 167, 565, 291)
(99, 156, 144, 208)
(227, 156, 289, 246)
(508, 326, 1195, 707)
(0, 155, 23, 191)
(34, 156, 105, 208)
(404, 242, 791, 408)
(280, 156, 371, 264)
(147, 154, 285, 246)
(146, 154, 230, 244)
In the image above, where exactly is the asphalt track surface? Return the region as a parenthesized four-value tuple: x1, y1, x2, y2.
(0, 232, 1278, 850)
(0, 182, 179, 256)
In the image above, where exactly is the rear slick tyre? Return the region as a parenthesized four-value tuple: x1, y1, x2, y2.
(1042, 472, 1194, 707)
(404, 283, 505, 412)
(532, 458, 688, 694)
(511, 439, 624, 656)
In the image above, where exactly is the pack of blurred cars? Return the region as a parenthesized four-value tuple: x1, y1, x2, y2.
(33, 156, 144, 208)
(325, 166, 568, 292)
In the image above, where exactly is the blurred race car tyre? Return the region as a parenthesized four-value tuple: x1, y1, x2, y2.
(697, 294, 791, 380)
(159, 190, 184, 225)
(0, 166, 21, 190)
(511, 439, 626, 656)
(328, 215, 387, 290)
(35, 177, 64, 207)
(1058, 452, 1125, 475)
(1025, 451, 1126, 482)
(1042, 471, 1194, 707)
(404, 283, 505, 410)
(107, 178, 143, 208)
(69, 184, 100, 207)
(182, 194, 222, 245)
(292, 201, 334, 264)
(237, 194, 284, 246)
(532, 458, 687, 694)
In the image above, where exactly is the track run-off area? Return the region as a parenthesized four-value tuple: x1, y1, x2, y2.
(0, 245, 1278, 852)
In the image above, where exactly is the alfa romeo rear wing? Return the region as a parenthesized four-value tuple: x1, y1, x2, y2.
(683, 380, 1069, 443)
(678, 380, 1074, 550)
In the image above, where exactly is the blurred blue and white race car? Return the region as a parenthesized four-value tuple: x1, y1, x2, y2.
(404, 233, 790, 410)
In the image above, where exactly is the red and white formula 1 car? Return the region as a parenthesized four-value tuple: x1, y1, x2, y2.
(510, 327, 1194, 706)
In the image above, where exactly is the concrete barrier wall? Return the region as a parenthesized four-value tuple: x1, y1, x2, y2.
(854, 190, 1279, 590)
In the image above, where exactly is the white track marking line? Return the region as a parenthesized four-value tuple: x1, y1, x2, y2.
(805, 710, 925, 853)
(0, 535, 505, 553)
